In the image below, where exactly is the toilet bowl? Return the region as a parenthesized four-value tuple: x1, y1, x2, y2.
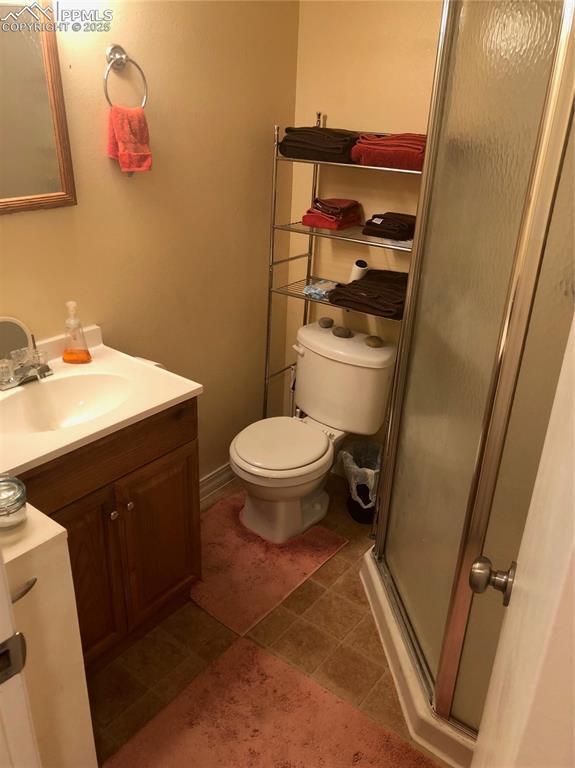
(229, 416, 345, 544)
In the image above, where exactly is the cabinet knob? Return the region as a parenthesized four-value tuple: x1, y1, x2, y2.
(126, 501, 135, 512)
(110, 510, 119, 521)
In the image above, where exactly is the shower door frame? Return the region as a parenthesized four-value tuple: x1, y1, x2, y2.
(373, 0, 575, 731)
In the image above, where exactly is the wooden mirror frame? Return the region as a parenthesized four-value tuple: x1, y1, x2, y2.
(1, 24, 76, 215)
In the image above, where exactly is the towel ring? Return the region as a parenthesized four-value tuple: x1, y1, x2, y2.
(104, 44, 148, 109)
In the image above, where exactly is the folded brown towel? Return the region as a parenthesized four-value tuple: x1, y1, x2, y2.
(328, 270, 408, 319)
(279, 127, 360, 163)
(362, 212, 415, 240)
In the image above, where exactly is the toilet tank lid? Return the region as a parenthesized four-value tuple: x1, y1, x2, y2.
(297, 322, 396, 369)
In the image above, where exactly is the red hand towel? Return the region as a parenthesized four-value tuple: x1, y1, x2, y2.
(107, 106, 152, 172)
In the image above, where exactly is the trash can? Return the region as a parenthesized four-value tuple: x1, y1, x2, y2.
(338, 440, 382, 524)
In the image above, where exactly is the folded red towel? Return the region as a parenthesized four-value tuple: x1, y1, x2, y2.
(312, 198, 360, 219)
(302, 210, 361, 230)
(351, 133, 426, 171)
(107, 106, 152, 173)
(355, 133, 426, 149)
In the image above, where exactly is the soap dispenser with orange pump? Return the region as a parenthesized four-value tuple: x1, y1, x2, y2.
(62, 300, 92, 364)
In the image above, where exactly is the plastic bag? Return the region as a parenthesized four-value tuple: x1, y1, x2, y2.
(338, 440, 382, 510)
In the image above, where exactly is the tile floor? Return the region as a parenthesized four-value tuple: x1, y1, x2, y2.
(88, 475, 441, 766)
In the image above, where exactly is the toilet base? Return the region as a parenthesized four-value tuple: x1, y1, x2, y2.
(240, 489, 330, 544)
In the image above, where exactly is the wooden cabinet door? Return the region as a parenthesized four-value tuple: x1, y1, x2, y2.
(52, 486, 127, 664)
(114, 441, 200, 630)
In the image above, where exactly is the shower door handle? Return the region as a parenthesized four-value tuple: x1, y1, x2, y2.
(469, 556, 516, 606)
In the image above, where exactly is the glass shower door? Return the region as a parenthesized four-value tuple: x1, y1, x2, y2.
(451, 117, 574, 729)
(373, 0, 567, 731)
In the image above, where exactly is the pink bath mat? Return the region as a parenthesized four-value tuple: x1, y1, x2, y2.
(105, 638, 436, 768)
(189, 493, 347, 634)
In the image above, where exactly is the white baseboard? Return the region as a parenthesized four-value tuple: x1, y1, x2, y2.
(199, 463, 235, 508)
(360, 551, 475, 768)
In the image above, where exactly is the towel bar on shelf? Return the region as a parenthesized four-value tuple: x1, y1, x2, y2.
(103, 44, 148, 108)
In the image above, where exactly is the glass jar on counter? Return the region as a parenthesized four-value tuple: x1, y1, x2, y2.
(0, 474, 27, 529)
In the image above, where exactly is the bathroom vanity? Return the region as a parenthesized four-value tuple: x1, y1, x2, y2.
(20, 398, 200, 664)
(1, 326, 203, 666)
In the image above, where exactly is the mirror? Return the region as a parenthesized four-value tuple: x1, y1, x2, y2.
(0, 4, 76, 214)
(0, 317, 32, 359)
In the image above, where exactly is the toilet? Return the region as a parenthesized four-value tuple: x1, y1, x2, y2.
(229, 320, 397, 543)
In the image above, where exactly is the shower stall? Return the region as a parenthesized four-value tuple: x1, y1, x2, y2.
(363, 0, 574, 762)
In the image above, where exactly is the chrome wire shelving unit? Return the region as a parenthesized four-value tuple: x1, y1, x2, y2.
(262, 112, 421, 417)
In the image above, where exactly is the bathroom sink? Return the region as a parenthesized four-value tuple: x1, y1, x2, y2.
(0, 330, 203, 476)
(0, 373, 133, 435)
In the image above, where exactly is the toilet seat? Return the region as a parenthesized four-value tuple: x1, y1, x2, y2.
(230, 417, 333, 482)
(234, 416, 329, 470)
(230, 448, 333, 486)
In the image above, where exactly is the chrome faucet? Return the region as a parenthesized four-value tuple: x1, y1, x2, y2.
(0, 337, 53, 391)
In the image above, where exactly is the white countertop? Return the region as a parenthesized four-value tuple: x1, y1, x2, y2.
(0, 329, 203, 475)
(0, 504, 65, 565)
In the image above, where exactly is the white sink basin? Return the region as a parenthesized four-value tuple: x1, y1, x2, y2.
(0, 373, 133, 435)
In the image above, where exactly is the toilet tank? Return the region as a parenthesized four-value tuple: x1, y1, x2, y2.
(294, 322, 397, 435)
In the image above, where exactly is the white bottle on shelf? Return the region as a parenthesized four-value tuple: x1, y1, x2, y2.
(348, 259, 369, 283)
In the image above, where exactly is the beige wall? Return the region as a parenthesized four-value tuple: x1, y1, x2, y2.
(295, 1, 441, 139)
(0, 1, 299, 476)
(272, 1, 442, 416)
